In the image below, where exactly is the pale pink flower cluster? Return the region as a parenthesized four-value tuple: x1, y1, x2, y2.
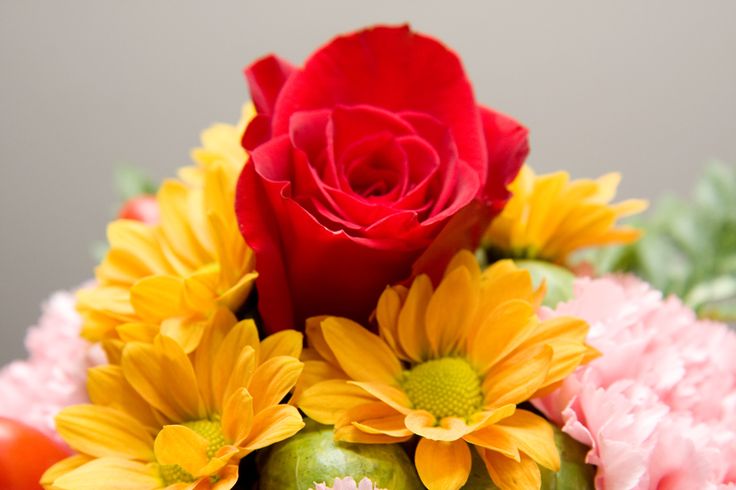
(311, 477, 385, 490)
(0, 288, 102, 441)
(534, 276, 736, 489)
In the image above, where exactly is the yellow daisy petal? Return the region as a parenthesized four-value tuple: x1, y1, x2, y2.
(210, 320, 258, 410)
(321, 317, 402, 386)
(221, 388, 254, 445)
(515, 316, 592, 392)
(404, 411, 471, 442)
(522, 316, 589, 346)
(210, 464, 240, 490)
(304, 316, 340, 366)
(415, 438, 471, 490)
(86, 365, 160, 431)
(396, 275, 434, 363)
(193, 309, 245, 413)
(336, 402, 411, 438)
(219, 272, 258, 312)
(104, 221, 172, 276)
(197, 446, 239, 478)
(160, 318, 205, 355)
(130, 276, 185, 323)
(425, 266, 479, 357)
(476, 266, 539, 320)
(56, 405, 155, 460)
(122, 338, 204, 422)
(41, 455, 92, 488)
(221, 347, 257, 412)
(116, 323, 159, 344)
(248, 356, 304, 414)
(81, 286, 131, 318)
(481, 450, 541, 490)
(377, 285, 409, 361)
(463, 426, 520, 461)
(444, 249, 482, 282)
(334, 424, 412, 444)
(183, 276, 216, 317)
(293, 359, 348, 404)
(348, 381, 413, 415)
(258, 329, 303, 362)
(612, 198, 649, 217)
(158, 180, 210, 268)
(154, 425, 210, 477)
(101, 338, 124, 365)
(299, 380, 377, 425)
(523, 172, 567, 250)
(242, 405, 304, 452)
(49, 458, 161, 490)
(469, 299, 536, 374)
(482, 345, 553, 408)
(494, 410, 560, 471)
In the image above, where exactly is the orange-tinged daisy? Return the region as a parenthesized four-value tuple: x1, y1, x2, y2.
(42, 307, 305, 490)
(483, 165, 648, 264)
(77, 104, 257, 355)
(296, 251, 597, 490)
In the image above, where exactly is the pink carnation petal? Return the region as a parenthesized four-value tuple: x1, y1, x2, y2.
(0, 287, 100, 442)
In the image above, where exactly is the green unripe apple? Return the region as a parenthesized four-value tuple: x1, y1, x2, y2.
(257, 420, 422, 489)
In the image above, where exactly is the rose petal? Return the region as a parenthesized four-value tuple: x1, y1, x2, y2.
(271, 25, 487, 175)
(479, 106, 529, 211)
(245, 55, 296, 117)
(243, 55, 297, 149)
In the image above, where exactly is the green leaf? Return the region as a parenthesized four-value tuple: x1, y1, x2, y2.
(685, 276, 736, 310)
(587, 162, 736, 324)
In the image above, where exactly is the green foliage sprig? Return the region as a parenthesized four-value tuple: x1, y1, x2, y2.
(590, 163, 736, 323)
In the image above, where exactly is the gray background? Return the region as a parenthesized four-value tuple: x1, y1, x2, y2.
(1, 1, 735, 363)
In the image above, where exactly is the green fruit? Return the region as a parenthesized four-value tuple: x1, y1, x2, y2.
(257, 420, 422, 489)
(515, 260, 576, 308)
(462, 427, 595, 489)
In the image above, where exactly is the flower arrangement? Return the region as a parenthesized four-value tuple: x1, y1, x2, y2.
(1, 25, 734, 490)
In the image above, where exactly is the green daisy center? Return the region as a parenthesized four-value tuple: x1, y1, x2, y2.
(401, 357, 483, 420)
(158, 419, 226, 486)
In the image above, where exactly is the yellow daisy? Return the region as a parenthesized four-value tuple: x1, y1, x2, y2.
(296, 251, 596, 490)
(77, 104, 256, 355)
(42, 307, 305, 490)
(483, 165, 648, 264)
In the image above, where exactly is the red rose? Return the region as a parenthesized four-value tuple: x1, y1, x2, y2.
(237, 25, 528, 332)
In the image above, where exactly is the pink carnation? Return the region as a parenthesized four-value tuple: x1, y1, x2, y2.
(534, 275, 736, 489)
(0, 288, 102, 441)
(311, 477, 385, 490)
